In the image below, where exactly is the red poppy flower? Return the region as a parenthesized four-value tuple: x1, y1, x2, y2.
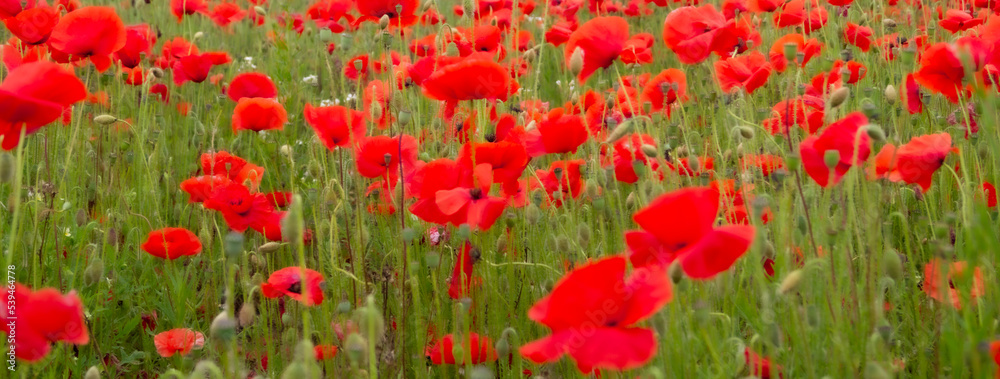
(141, 227, 203, 259)
(842, 22, 873, 52)
(427, 333, 498, 365)
(740, 154, 785, 176)
(457, 141, 529, 184)
(355, 0, 419, 27)
(714, 51, 772, 94)
(983, 182, 998, 208)
(0, 284, 89, 362)
(421, 56, 517, 104)
(922, 258, 984, 310)
(261, 267, 326, 306)
(524, 108, 589, 157)
(745, 348, 782, 378)
(232, 97, 287, 132)
(531, 159, 586, 207)
(0, 0, 37, 19)
(2, 5, 58, 45)
(200, 151, 265, 186)
(209, 2, 246, 27)
(0, 61, 86, 150)
(564, 16, 630, 82)
(304, 103, 365, 150)
(545, 20, 576, 46)
(435, 179, 507, 231)
(904, 73, 924, 114)
(913, 43, 967, 103)
(520, 256, 672, 374)
(604, 134, 660, 184)
(170, 0, 208, 22)
(409, 158, 467, 225)
(153, 328, 205, 357)
(204, 182, 275, 232)
(314, 345, 338, 360)
(662, 5, 727, 64)
(626, 187, 755, 278)
(798, 112, 871, 187)
(172, 52, 231, 85)
(227, 72, 277, 102)
(769, 34, 822, 72)
(448, 242, 482, 299)
(364, 79, 395, 128)
(114, 24, 155, 69)
(939, 9, 984, 33)
(641, 69, 687, 116)
(878, 133, 953, 192)
(354, 134, 419, 180)
(47, 6, 126, 72)
(180, 175, 234, 203)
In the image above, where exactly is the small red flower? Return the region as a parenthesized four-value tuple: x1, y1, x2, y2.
(448, 242, 483, 299)
(874, 132, 954, 192)
(715, 51, 773, 94)
(227, 72, 277, 102)
(153, 328, 205, 357)
(141, 227, 203, 259)
(0, 61, 87, 150)
(564, 16, 630, 82)
(304, 103, 366, 150)
(798, 112, 871, 187)
(913, 43, 967, 104)
(0, 284, 89, 362)
(843, 22, 873, 52)
(745, 348, 783, 378)
(232, 97, 287, 132)
(922, 258, 985, 310)
(426, 333, 498, 365)
(47, 6, 127, 72)
(261, 267, 326, 306)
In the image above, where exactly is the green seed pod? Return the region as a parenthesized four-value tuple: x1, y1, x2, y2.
(866, 124, 886, 142)
(569, 47, 585, 76)
(281, 312, 293, 325)
(258, 242, 282, 254)
(785, 153, 801, 172)
(75, 208, 88, 227)
(668, 261, 684, 284)
(525, 204, 541, 223)
(191, 361, 224, 379)
(345, 333, 368, 363)
(737, 125, 755, 140)
(470, 366, 494, 379)
(425, 251, 441, 269)
(401, 227, 417, 243)
(823, 150, 841, 170)
(783, 42, 797, 62)
(93, 115, 118, 125)
(238, 301, 256, 327)
(456, 224, 471, 240)
(253, 6, 266, 16)
(829, 87, 850, 108)
(495, 233, 508, 252)
(577, 224, 592, 246)
(210, 312, 237, 341)
(640, 144, 658, 158)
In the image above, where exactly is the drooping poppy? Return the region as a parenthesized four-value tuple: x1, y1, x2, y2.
(172, 52, 231, 85)
(626, 187, 756, 278)
(426, 333, 498, 365)
(232, 97, 287, 132)
(153, 328, 205, 357)
(47, 6, 127, 72)
(564, 16, 630, 82)
(261, 267, 326, 306)
(447, 242, 483, 299)
(115, 24, 155, 69)
(141, 227, 203, 259)
(798, 112, 871, 187)
(0, 284, 89, 362)
(922, 258, 985, 310)
(0, 61, 86, 150)
(304, 103, 366, 150)
(519, 256, 672, 374)
(714, 51, 773, 94)
(227, 72, 278, 102)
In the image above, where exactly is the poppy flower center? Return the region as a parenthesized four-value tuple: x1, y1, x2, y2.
(287, 281, 302, 294)
(469, 188, 484, 200)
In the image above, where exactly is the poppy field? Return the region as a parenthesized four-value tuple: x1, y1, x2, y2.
(4, 0, 1000, 377)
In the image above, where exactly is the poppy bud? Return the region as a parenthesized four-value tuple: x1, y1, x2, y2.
(782, 42, 797, 62)
(149, 67, 164, 78)
(687, 156, 701, 172)
(865, 124, 886, 142)
(84, 366, 101, 379)
(778, 269, 804, 295)
(762, 241, 775, 259)
(345, 333, 368, 364)
(191, 361, 223, 379)
(422, 0, 435, 11)
(193, 31, 204, 41)
(281, 312, 293, 325)
(861, 100, 878, 119)
(577, 224, 591, 246)
(668, 260, 684, 284)
(253, 6, 266, 16)
(640, 144, 658, 158)
(732, 125, 754, 140)
(224, 231, 244, 259)
(211, 311, 237, 341)
(354, 297, 385, 341)
(446, 42, 459, 56)
(0, 153, 13, 183)
(397, 110, 412, 126)
(884, 85, 898, 104)
(93, 114, 118, 125)
(238, 301, 256, 327)
(495, 233, 507, 252)
(829, 87, 850, 108)
(883, 250, 903, 280)
(84, 257, 104, 286)
(379, 14, 390, 29)
(525, 204, 541, 223)
(456, 224, 471, 240)
(425, 251, 441, 268)
(604, 118, 635, 144)
(569, 47, 585, 76)
(74, 208, 88, 226)
(882, 18, 896, 30)
(823, 150, 840, 170)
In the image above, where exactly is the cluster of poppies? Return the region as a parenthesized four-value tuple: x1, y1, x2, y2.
(3, 0, 1000, 376)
